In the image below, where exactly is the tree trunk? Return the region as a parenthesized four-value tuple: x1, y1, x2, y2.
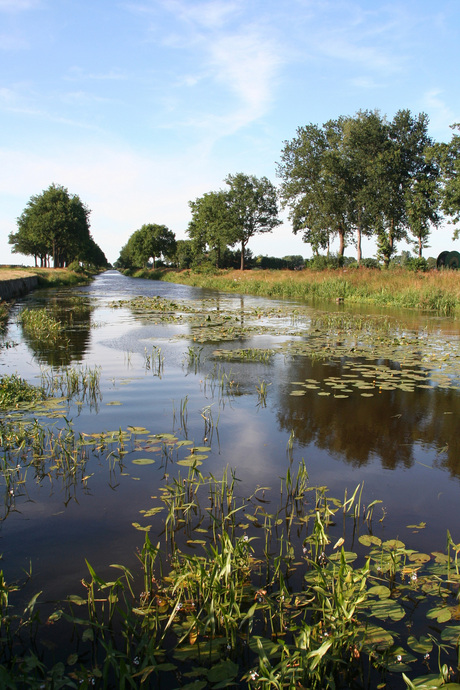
(240, 241, 245, 270)
(338, 225, 345, 256)
(418, 237, 422, 257)
(356, 225, 362, 264)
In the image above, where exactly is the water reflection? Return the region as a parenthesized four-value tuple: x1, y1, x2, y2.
(18, 293, 94, 365)
(276, 356, 460, 475)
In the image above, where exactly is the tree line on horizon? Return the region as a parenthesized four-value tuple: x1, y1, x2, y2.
(9, 109, 460, 271)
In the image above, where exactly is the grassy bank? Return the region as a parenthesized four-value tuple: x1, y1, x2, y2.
(130, 267, 460, 315)
(0, 266, 98, 328)
(0, 265, 97, 288)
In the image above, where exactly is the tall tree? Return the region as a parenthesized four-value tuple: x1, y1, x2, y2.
(341, 110, 389, 263)
(187, 191, 235, 268)
(435, 124, 460, 240)
(9, 184, 92, 267)
(224, 173, 281, 270)
(277, 118, 353, 258)
(386, 110, 440, 261)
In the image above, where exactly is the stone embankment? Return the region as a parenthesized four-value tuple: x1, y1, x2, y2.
(0, 275, 38, 301)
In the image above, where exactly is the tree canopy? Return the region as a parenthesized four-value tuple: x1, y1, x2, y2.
(9, 183, 108, 268)
(278, 110, 441, 264)
(116, 224, 177, 269)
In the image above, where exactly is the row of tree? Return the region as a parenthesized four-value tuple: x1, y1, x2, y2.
(116, 172, 281, 271)
(9, 109, 460, 270)
(8, 184, 108, 268)
(278, 109, 442, 265)
(119, 109, 460, 270)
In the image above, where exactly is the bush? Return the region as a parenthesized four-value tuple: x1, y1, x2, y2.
(306, 254, 344, 270)
(406, 257, 428, 272)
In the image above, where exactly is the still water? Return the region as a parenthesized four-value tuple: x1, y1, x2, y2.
(1, 270, 460, 605)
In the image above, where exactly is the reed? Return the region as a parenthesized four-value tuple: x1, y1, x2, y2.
(148, 267, 460, 314)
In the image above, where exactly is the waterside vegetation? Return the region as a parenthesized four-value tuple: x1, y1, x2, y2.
(124, 266, 460, 315)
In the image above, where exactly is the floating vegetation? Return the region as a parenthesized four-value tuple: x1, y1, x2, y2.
(212, 347, 275, 363)
(0, 464, 460, 687)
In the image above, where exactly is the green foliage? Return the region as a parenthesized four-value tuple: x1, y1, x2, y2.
(224, 172, 281, 270)
(278, 109, 441, 263)
(0, 464, 459, 687)
(116, 223, 176, 269)
(18, 307, 65, 343)
(306, 254, 344, 270)
(0, 373, 44, 408)
(405, 256, 429, 272)
(9, 183, 107, 269)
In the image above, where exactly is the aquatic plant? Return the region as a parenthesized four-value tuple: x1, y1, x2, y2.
(1, 465, 460, 687)
(18, 307, 66, 342)
(0, 373, 45, 408)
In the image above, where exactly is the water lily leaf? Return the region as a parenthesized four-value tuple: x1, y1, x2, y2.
(382, 539, 405, 550)
(328, 551, 357, 563)
(141, 507, 164, 517)
(407, 522, 427, 530)
(177, 456, 205, 466)
(367, 585, 391, 599)
(290, 390, 305, 396)
(368, 598, 405, 621)
(128, 426, 149, 434)
(359, 535, 382, 547)
(441, 625, 460, 643)
(426, 606, 451, 623)
(106, 401, 122, 405)
(408, 552, 430, 563)
(207, 659, 239, 684)
(132, 458, 155, 465)
(407, 635, 433, 654)
(361, 624, 394, 650)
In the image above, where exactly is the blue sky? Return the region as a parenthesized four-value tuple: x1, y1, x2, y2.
(1, 0, 459, 266)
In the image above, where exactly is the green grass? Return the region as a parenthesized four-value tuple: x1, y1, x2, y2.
(134, 267, 460, 315)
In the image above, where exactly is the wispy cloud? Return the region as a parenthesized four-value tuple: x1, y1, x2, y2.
(422, 90, 457, 138)
(155, 0, 283, 139)
(0, 0, 39, 11)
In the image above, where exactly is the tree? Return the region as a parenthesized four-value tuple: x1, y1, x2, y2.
(116, 224, 176, 269)
(173, 239, 195, 269)
(187, 191, 235, 268)
(277, 118, 353, 258)
(9, 183, 94, 267)
(435, 124, 460, 240)
(278, 110, 440, 265)
(224, 173, 281, 270)
(387, 110, 440, 260)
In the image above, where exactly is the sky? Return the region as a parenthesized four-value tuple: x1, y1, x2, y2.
(1, 0, 460, 267)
